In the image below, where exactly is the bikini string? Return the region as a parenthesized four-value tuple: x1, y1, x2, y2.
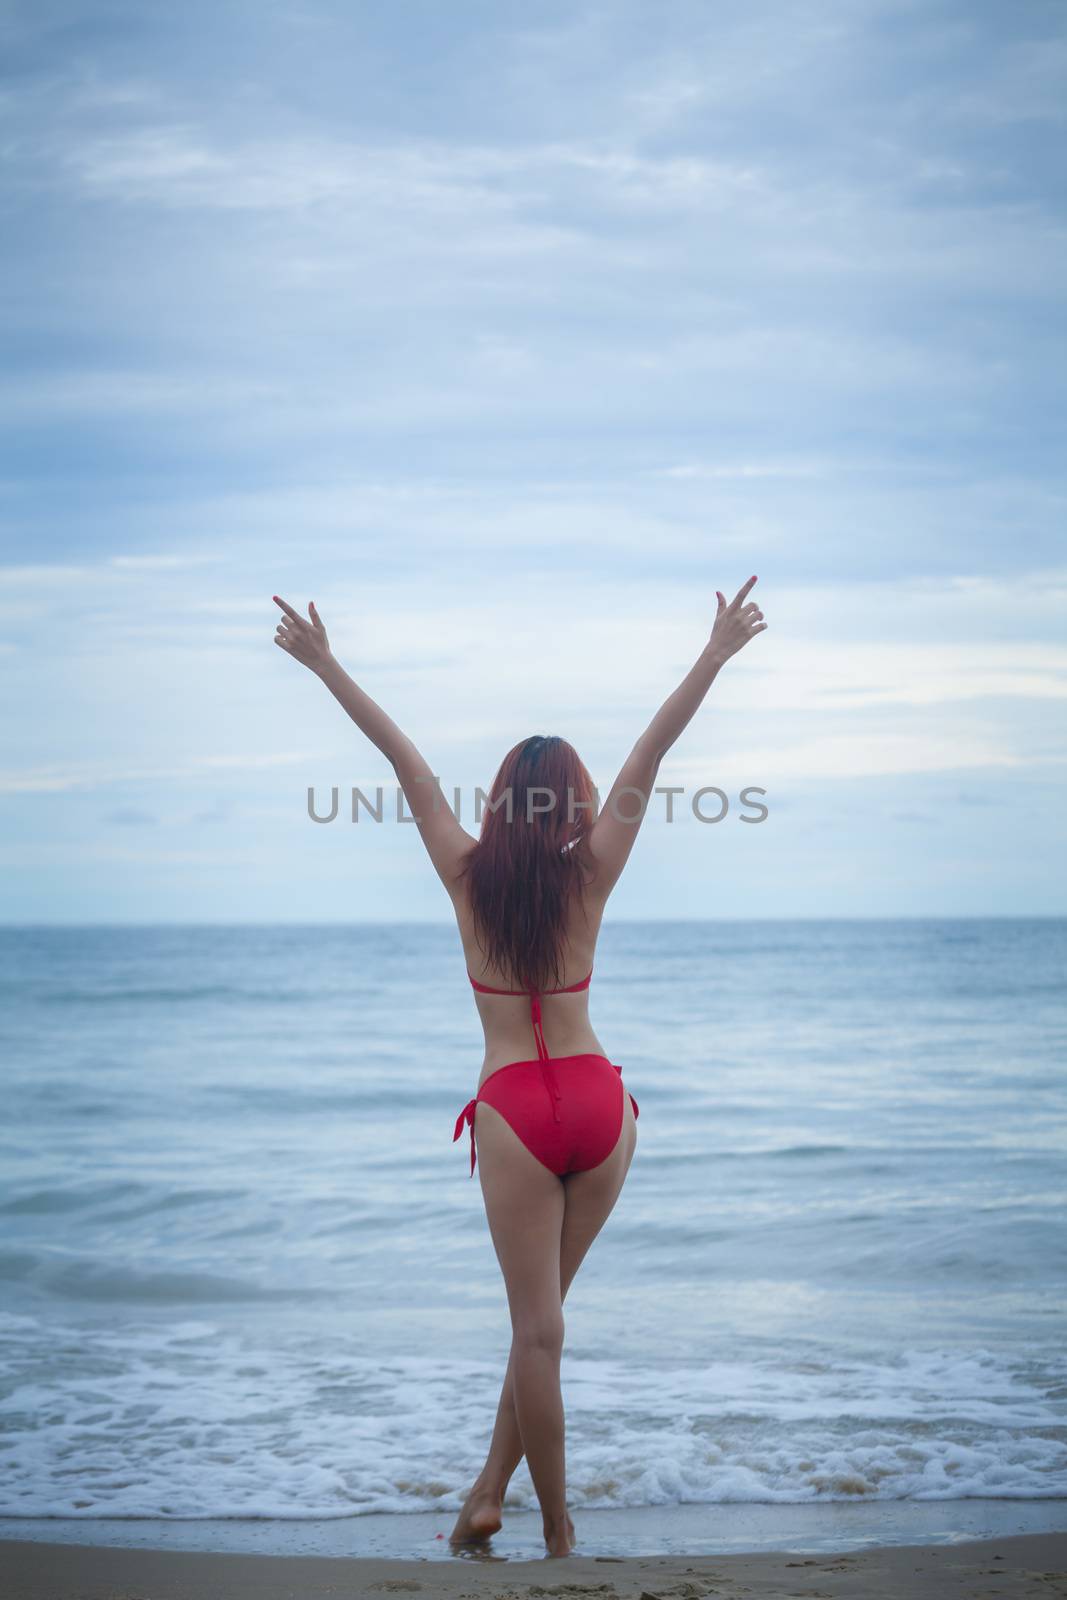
(531, 994, 562, 1124)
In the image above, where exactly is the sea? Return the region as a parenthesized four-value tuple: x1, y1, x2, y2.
(1, 918, 1065, 1559)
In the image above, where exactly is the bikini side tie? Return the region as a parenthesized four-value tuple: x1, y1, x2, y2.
(453, 1097, 478, 1176)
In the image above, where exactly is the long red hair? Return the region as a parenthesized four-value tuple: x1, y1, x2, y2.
(457, 735, 598, 993)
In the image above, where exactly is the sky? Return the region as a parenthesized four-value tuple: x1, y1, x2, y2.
(1, 0, 1064, 922)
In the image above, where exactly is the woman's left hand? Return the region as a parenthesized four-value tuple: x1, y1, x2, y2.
(272, 596, 333, 675)
(708, 576, 766, 664)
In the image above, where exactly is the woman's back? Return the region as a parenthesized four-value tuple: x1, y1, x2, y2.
(453, 875, 610, 1084)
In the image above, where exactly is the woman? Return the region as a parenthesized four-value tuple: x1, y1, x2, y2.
(272, 577, 767, 1557)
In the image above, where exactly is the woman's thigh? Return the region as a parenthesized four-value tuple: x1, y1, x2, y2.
(474, 1086, 637, 1318)
(560, 1084, 637, 1300)
(475, 1101, 566, 1333)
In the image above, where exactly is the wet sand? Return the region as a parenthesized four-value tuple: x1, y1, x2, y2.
(2, 1530, 1065, 1599)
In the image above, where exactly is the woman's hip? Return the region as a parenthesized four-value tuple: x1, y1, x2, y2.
(453, 1054, 639, 1178)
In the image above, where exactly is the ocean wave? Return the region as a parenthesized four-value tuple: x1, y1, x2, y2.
(0, 1250, 308, 1304)
(0, 1326, 1063, 1518)
(21, 986, 319, 1006)
(0, 1182, 144, 1217)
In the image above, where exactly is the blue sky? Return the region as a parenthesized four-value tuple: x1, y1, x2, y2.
(1, 0, 1064, 922)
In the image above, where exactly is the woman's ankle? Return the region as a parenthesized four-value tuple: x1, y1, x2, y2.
(470, 1472, 506, 1503)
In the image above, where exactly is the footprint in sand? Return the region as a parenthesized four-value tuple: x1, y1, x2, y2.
(527, 1584, 618, 1597)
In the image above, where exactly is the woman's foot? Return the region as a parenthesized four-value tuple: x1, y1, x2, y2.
(543, 1510, 575, 1557)
(448, 1483, 504, 1544)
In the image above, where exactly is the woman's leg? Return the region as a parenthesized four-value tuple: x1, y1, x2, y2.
(450, 1089, 637, 1545)
(472, 1101, 569, 1545)
(464, 1343, 518, 1505)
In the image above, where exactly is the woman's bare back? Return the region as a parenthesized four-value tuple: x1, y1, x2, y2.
(450, 874, 611, 1085)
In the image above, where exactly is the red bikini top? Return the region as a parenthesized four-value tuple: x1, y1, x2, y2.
(467, 967, 593, 1063)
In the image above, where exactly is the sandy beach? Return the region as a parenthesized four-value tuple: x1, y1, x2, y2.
(0, 1532, 1064, 1599)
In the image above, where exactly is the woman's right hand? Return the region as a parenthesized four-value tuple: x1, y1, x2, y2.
(272, 595, 334, 676)
(708, 575, 767, 662)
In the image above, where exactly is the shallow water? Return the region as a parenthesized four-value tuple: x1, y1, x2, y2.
(1, 919, 1065, 1521)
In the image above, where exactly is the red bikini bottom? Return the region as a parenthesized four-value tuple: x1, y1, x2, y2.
(453, 1053, 639, 1178)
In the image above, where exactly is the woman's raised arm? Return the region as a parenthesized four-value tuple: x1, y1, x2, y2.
(272, 596, 475, 894)
(586, 576, 767, 897)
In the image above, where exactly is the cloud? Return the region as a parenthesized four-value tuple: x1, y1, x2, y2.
(0, 372, 285, 420)
(109, 553, 222, 570)
(103, 806, 158, 826)
(0, 752, 323, 796)
(665, 733, 1032, 786)
(653, 459, 832, 481)
(1, 0, 1063, 917)
(100, 801, 230, 827)
(189, 804, 229, 824)
(778, 643, 1067, 709)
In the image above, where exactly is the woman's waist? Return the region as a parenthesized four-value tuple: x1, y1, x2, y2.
(477, 1023, 609, 1083)
(475, 1051, 616, 1096)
